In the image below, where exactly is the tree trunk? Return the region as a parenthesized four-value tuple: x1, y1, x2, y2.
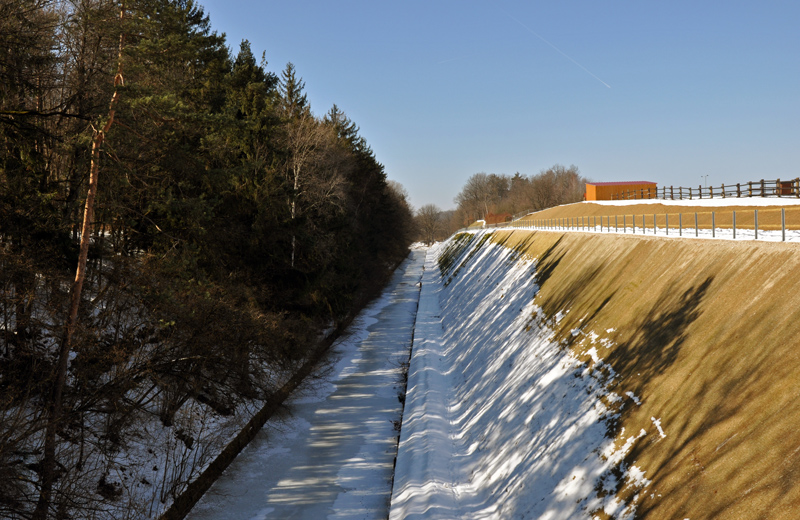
(32, 5, 125, 517)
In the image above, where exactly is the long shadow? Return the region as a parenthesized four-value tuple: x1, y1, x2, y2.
(530, 236, 564, 292)
(606, 277, 713, 402)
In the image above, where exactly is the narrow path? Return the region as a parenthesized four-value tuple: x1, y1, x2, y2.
(187, 249, 426, 520)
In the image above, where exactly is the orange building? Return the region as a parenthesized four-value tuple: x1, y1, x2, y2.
(585, 181, 658, 201)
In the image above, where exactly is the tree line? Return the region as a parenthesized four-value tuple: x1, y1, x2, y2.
(415, 165, 587, 244)
(0, 0, 413, 517)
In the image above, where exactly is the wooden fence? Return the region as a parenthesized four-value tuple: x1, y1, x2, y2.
(610, 178, 800, 201)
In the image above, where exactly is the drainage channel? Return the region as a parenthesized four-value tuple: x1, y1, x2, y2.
(186, 248, 427, 520)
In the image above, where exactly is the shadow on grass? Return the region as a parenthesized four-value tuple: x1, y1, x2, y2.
(606, 277, 713, 401)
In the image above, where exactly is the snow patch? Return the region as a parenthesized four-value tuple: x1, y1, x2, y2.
(651, 417, 667, 438)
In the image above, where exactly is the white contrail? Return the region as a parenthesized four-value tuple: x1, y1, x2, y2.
(504, 11, 611, 89)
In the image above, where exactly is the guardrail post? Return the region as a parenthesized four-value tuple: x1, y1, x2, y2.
(755, 210, 758, 239)
(782, 208, 786, 242)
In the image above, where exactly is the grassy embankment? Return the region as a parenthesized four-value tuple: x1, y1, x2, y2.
(482, 209, 800, 519)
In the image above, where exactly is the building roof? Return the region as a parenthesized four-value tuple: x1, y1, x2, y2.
(586, 181, 657, 186)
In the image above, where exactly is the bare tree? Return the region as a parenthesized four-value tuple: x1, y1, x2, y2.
(416, 204, 441, 245)
(454, 172, 511, 224)
(282, 113, 329, 267)
(33, 3, 126, 518)
(529, 164, 585, 210)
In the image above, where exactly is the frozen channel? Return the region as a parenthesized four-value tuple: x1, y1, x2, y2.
(187, 249, 426, 520)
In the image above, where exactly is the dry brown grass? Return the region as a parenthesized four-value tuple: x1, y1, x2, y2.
(486, 229, 800, 519)
(519, 202, 800, 231)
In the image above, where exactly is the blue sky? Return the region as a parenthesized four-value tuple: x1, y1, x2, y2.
(196, 0, 799, 210)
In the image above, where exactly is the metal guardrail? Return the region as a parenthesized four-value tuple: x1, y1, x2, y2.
(461, 206, 800, 243)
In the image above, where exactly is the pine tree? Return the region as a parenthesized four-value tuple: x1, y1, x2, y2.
(278, 62, 309, 119)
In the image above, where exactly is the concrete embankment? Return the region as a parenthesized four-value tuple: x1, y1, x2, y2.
(393, 228, 800, 519)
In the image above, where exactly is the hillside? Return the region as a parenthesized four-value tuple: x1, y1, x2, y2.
(391, 223, 800, 519)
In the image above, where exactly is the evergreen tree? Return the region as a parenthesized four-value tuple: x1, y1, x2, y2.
(278, 61, 309, 119)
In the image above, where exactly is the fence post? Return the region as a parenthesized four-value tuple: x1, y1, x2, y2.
(666, 214, 669, 236)
(632, 215, 635, 233)
(695, 212, 698, 237)
(679, 213, 682, 236)
(748, 181, 752, 197)
(782, 208, 786, 242)
(709, 186, 713, 198)
(615, 215, 618, 232)
(722, 184, 726, 199)
(777, 178, 781, 197)
(623, 215, 626, 233)
(737, 183, 741, 197)
(760, 179, 765, 197)
(733, 211, 736, 239)
(796, 178, 800, 198)
(653, 213, 656, 234)
(670, 186, 674, 200)
(699, 185, 703, 199)
(642, 214, 646, 234)
(755, 209, 758, 239)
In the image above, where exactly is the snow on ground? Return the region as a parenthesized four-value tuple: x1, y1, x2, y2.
(390, 233, 653, 519)
(186, 250, 425, 520)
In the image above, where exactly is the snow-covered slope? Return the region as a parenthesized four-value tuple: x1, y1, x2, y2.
(391, 233, 646, 519)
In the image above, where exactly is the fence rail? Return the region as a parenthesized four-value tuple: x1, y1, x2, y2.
(610, 178, 800, 201)
(470, 206, 800, 243)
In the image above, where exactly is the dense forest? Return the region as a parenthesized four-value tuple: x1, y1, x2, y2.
(415, 165, 588, 244)
(0, 0, 413, 517)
